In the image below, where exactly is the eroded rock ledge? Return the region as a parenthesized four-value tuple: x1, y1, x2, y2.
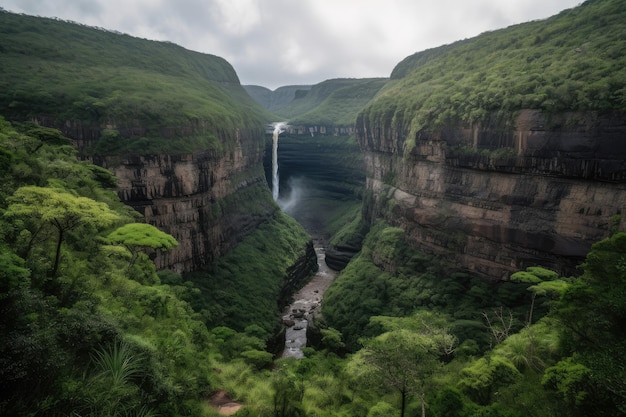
(358, 110, 626, 279)
(92, 147, 273, 272)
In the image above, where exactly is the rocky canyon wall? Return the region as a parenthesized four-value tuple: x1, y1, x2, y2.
(47, 120, 278, 273)
(357, 110, 626, 279)
(101, 132, 274, 272)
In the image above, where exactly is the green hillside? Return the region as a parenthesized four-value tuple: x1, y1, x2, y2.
(273, 78, 387, 125)
(0, 118, 313, 416)
(243, 84, 312, 114)
(287, 78, 387, 126)
(361, 0, 626, 147)
(0, 10, 271, 154)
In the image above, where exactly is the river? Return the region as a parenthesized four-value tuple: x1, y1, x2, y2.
(281, 244, 337, 358)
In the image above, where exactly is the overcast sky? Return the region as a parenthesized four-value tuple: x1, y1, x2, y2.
(1, 0, 582, 90)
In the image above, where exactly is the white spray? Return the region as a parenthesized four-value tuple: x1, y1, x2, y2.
(272, 122, 286, 201)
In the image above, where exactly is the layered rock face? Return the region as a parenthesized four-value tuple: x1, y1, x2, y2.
(358, 110, 626, 279)
(89, 127, 277, 272)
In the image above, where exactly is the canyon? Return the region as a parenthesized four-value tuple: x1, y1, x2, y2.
(2, 3, 626, 415)
(3, 2, 626, 288)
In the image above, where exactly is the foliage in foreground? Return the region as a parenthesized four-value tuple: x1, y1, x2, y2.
(316, 218, 626, 417)
(0, 118, 309, 416)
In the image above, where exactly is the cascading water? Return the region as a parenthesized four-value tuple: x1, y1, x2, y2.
(271, 122, 286, 201)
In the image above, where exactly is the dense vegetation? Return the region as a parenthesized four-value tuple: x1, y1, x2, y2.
(280, 78, 387, 126)
(316, 219, 626, 416)
(0, 119, 310, 416)
(2, 118, 624, 415)
(322, 221, 539, 351)
(184, 212, 311, 336)
(360, 0, 626, 150)
(0, 10, 271, 154)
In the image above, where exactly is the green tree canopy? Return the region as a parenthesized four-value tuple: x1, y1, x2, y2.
(350, 313, 457, 417)
(549, 232, 626, 416)
(4, 185, 120, 276)
(107, 223, 177, 252)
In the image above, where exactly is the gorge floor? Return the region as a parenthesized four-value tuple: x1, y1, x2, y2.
(281, 243, 337, 358)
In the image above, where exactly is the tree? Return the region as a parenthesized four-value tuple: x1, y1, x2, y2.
(482, 307, 515, 347)
(542, 356, 592, 416)
(511, 266, 568, 325)
(351, 312, 457, 417)
(4, 186, 120, 276)
(457, 356, 520, 405)
(106, 223, 177, 270)
(271, 364, 305, 417)
(548, 232, 626, 415)
(354, 329, 439, 417)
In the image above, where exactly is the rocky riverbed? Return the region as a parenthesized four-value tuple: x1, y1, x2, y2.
(281, 245, 337, 358)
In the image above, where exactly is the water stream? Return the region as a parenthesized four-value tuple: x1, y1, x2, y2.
(281, 244, 337, 359)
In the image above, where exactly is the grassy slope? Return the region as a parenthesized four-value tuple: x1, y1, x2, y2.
(0, 10, 272, 153)
(275, 78, 387, 124)
(243, 84, 313, 114)
(360, 0, 626, 144)
(288, 78, 388, 126)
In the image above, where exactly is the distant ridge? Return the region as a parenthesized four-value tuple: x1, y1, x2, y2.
(243, 84, 312, 114)
(247, 78, 388, 127)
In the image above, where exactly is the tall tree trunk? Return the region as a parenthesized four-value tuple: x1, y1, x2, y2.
(420, 393, 426, 417)
(51, 226, 63, 277)
(400, 389, 407, 417)
(528, 291, 536, 325)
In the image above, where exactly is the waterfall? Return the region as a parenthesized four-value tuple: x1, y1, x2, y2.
(272, 122, 286, 201)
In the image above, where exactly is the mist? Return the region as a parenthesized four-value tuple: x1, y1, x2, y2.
(278, 177, 307, 216)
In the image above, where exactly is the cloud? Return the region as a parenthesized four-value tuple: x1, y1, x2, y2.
(211, 0, 261, 36)
(0, 0, 582, 89)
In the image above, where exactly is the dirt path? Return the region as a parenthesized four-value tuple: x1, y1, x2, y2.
(210, 389, 244, 415)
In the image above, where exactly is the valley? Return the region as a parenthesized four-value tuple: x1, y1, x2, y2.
(1, 1, 626, 416)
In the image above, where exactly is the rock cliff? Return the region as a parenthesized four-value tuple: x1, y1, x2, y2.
(357, 109, 626, 279)
(88, 126, 276, 272)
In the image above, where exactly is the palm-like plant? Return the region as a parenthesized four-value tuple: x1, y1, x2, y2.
(91, 341, 141, 387)
(79, 340, 151, 417)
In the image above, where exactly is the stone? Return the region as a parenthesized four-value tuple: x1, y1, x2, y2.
(292, 309, 306, 319)
(91, 130, 271, 273)
(356, 109, 626, 279)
